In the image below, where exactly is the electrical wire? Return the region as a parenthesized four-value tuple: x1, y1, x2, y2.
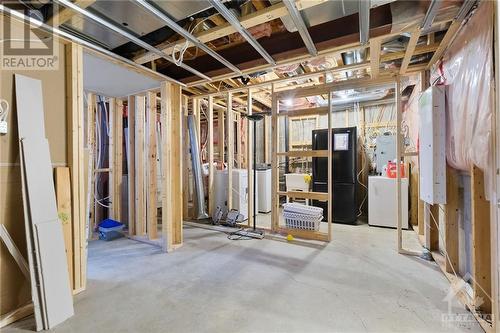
(0, 99, 9, 122)
(172, 17, 210, 66)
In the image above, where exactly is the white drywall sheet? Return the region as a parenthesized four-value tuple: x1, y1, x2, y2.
(83, 51, 161, 97)
(15, 74, 74, 329)
(35, 220, 74, 328)
(14, 74, 46, 139)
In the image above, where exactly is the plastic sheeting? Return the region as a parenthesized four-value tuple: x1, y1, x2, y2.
(430, 2, 494, 197)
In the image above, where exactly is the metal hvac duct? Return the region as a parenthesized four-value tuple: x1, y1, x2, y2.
(188, 114, 209, 220)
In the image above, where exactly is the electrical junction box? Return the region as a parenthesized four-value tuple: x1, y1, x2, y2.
(418, 85, 446, 204)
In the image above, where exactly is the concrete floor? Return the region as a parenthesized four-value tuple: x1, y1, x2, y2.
(6, 223, 481, 333)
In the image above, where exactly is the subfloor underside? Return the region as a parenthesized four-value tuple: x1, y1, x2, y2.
(6, 223, 481, 332)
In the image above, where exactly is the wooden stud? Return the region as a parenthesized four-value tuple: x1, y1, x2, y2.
(418, 188, 425, 235)
(113, 99, 123, 222)
(271, 84, 279, 231)
(396, 76, 403, 251)
(264, 115, 270, 164)
(161, 82, 183, 252)
(86, 93, 96, 236)
(425, 203, 439, 251)
(227, 92, 234, 210)
(370, 38, 381, 78)
(65, 42, 85, 291)
(400, 28, 421, 74)
(247, 89, 254, 228)
(236, 112, 242, 169)
(135, 95, 146, 236)
(127, 96, 136, 235)
(147, 92, 158, 239)
(445, 165, 459, 274)
(471, 165, 492, 315)
(54, 167, 73, 290)
(108, 98, 115, 219)
(208, 96, 214, 216)
(182, 96, 190, 219)
(218, 109, 225, 164)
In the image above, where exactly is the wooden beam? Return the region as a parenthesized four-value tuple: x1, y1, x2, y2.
(47, 1, 96, 26)
(277, 150, 328, 158)
(400, 28, 421, 74)
(127, 96, 136, 236)
(146, 92, 158, 239)
(278, 106, 328, 117)
(135, 95, 146, 236)
(381, 42, 439, 63)
(161, 82, 183, 252)
(276, 227, 329, 242)
(444, 165, 459, 274)
(278, 191, 329, 201)
(370, 38, 381, 78)
(471, 165, 492, 315)
(134, 0, 327, 64)
(276, 75, 396, 99)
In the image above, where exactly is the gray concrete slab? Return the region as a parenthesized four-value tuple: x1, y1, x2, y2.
(5, 223, 482, 332)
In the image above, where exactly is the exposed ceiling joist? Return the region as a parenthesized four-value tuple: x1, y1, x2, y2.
(381, 42, 439, 62)
(208, 0, 276, 65)
(400, 28, 420, 74)
(370, 38, 381, 78)
(133, 0, 327, 65)
(134, 0, 242, 76)
(185, 3, 460, 87)
(53, 0, 211, 81)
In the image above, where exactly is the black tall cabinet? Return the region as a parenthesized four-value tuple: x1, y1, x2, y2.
(312, 127, 358, 224)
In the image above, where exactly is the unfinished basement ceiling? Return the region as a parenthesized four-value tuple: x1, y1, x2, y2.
(62, 0, 212, 49)
(5, 0, 471, 94)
